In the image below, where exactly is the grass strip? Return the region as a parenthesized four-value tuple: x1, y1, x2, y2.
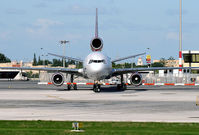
(0, 120, 198, 135)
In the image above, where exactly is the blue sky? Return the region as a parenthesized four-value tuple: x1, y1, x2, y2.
(0, 0, 199, 62)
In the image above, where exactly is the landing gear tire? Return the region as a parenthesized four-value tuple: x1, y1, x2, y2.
(117, 84, 126, 91)
(74, 84, 77, 90)
(117, 84, 121, 90)
(117, 75, 127, 91)
(93, 84, 101, 93)
(68, 74, 77, 90)
(122, 84, 127, 90)
(67, 84, 71, 90)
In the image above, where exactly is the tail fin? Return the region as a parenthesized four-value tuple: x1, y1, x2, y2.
(95, 8, 98, 37)
(90, 8, 103, 51)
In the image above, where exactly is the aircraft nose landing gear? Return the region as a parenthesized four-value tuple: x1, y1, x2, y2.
(93, 81, 101, 93)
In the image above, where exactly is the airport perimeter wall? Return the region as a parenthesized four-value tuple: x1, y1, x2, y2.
(141, 73, 199, 84)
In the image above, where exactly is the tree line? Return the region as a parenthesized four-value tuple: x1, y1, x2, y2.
(32, 53, 83, 68)
(0, 53, 11, 63)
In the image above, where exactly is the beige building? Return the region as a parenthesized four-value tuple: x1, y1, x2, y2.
(0, 61, 44, 74)
(0, 61, 22, 67)
(68, 64, 76, 69)
(165, 60, 184, 67)
(153, 59, 184, 67)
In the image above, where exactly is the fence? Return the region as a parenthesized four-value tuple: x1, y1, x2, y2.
(39, 72, 199, 85)
(141, 73, 199, 84)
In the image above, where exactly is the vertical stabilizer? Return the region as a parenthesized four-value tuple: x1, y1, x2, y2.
(95, 8, 98, 37)
(90, 8, 103, 51)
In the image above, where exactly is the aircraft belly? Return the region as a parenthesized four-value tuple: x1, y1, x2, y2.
(89, 68, 111, 80)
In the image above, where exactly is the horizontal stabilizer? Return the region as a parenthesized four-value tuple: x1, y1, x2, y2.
(111, 52, 146, 63)
(48, 53, 83, 63)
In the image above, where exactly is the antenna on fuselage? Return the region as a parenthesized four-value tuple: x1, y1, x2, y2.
(95, 8, 98, 38)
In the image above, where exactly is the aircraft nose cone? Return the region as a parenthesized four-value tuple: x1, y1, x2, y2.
(92, 64, 103, 73)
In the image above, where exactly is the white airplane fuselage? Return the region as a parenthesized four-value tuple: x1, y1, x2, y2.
(83, 52, 112, 80)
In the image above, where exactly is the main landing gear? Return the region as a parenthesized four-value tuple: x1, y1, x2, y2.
(67, 84, 77, 90)
(67, 74, 77, 90)
(93, 81, 101, 93)
(117, 75, 127, 91)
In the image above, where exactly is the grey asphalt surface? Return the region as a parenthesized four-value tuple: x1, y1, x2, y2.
(0, 81, 199, 122)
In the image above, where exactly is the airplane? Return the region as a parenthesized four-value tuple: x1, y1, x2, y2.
(1, 8, 198, 92)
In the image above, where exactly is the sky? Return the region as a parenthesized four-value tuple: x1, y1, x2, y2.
(0, 0, 199, 62)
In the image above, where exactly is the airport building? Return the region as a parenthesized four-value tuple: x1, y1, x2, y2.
(137, 57, 144, 66)
(182, 50, 199, 73)
(152, 50, 199, 68)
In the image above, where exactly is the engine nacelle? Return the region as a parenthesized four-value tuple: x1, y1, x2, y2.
(90, 37, 103, 51)
(51, 73, 64, 86)
(130, 73, 142, 86)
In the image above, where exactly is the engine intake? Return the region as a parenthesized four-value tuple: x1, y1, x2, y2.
(90, 37, 103, 51)
(51, 73, 64, 86)
(130, 73, 142, 86)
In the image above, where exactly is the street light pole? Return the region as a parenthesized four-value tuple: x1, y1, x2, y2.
(41, 55, 45, 66)
(42, 54, 48, 67)
(179, 0, 183, 75)
(131, 58, 134, 68)
(46, 55, 48, 67)
(40, 48, 48, 67)
(60, 40, 69, 68)
(40, 48, 45, 67)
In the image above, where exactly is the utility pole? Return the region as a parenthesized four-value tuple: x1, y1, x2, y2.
(60, 40, 69, 68)
(41, 54, 48, 67)
(131, 58, 134, 68)
(40, 48, 48, 67)
(179, 0, 183, 75)
(40, 48, 45, 67)
(41, 54, 45, 66)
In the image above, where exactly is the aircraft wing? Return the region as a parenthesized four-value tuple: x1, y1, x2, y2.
(0, 67, 82, 75)
(48, 53, 83, 63)
(112, 67, 199, 76)
(111, 52, 146, 63)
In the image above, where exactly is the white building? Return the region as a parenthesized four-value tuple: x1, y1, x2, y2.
(137, 57, 143, 66)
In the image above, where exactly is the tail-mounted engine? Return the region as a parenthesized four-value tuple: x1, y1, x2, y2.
(90, 37, 103, 51)
(51, 73, 64, 86)
(130, 73, 142, 86)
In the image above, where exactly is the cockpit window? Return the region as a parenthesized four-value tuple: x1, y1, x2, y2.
(88, 60, 93, 64)
(88, 59, 106, 64)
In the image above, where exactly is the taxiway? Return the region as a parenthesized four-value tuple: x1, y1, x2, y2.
(0, 81, 199, 122)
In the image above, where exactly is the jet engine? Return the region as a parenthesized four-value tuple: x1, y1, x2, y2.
(90, 37, 103, 51)
(51, 73, 64, 86)
(130, 73, 142, 86)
